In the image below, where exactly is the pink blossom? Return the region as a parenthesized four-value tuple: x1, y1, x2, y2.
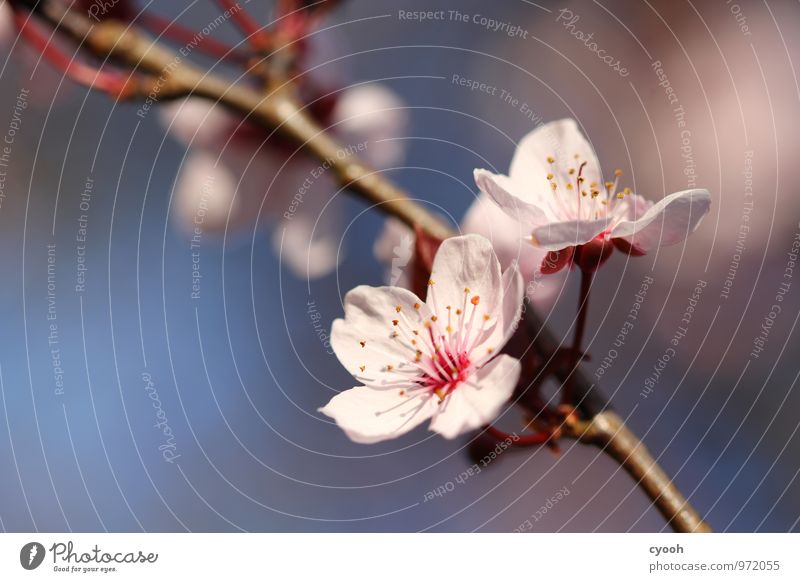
(474, 119, 711, 272)
(374, 193, 564, 305)
(160, 83, 407, 278)
(321, 234, 524, 443)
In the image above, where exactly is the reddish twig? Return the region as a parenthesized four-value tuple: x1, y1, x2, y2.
(214, 0, 270, 51)
(13, 7, 134, 97)
(140, 12, 250, 64)
(485, 425, 553, 446)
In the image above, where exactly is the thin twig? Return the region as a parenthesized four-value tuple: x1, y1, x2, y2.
(21, 0, 711, 533)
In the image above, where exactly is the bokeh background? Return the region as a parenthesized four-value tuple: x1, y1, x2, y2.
(0, 0, 798, 532)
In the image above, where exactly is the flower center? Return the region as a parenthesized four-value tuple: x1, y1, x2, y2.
(356, 285, 496, 405)
(544, 154, 633, 222)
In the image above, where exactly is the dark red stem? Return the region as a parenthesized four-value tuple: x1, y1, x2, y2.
(485, 425, 552, 446)
(13, 8, 132, 96)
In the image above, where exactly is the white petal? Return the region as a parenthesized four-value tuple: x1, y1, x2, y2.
(531, 218, 612, 251)
(273, 211, 341, 278)
(474, 169, 551, 227)
(319, 385, 437, 444)
(462, 193, 565, 304)
(331, 285, 431, 381)
(332, 83, 408, 168)
(472, 265, 524, 361)
(426, 234, 503, 317)
(0, 3, 13, 48)
(610, 189, 711, 253)
(159, 98, 232, 147)
(511, 118, 603, 190)
(172, 150, 239, 233)
(429, 355, 520, 439)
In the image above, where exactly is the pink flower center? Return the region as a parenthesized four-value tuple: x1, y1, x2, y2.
(358, 286, 497, 405)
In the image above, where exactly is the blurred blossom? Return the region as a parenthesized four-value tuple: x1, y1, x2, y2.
(160, 82, 407, 278)
(321, 234, 523, 443)
(0, 2, 13, 47)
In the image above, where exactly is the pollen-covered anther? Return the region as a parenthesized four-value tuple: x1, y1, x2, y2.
(471, 296, 481, 306)
(395, 305, 402, 313)
(486, 347, 494, 354)
(359, 365, 365, 372)
(386, 365, 394, 372)
(428, 279, 435, 286)
(392, 319, 399, 326)
(413, 302, 421, 310)
(483, 314, 491, 321)
(359, 341, 366, 348)
(546, 156, 555, 164)
(431, 315, 438, 322)
(546, 173, 554, 180)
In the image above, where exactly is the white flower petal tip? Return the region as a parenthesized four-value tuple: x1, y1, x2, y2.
(610, 188, 712, 254)
(474, 119, 711, 259)
(323, 235, 524, 443)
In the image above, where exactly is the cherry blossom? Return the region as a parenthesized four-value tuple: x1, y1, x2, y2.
(0, 3, 13, 47)
(160, 83, 406, 278)
(374, 193, 564, 305)
(321, 234, 524, 443)
(474, 118, 711, 272)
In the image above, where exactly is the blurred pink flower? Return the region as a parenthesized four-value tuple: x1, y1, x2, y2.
(0, 3, 13, 47)
(321, 234, 523, 443)
(159, 83, 407, 278)
(475, 119, 711, 271)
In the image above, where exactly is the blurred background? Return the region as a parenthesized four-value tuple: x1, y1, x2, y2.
(0, 0, 798, 532)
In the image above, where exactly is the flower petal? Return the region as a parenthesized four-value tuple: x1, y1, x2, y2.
(474, 169, 551, 227)
(331, 285, 431, 382)
(273, 211, 341, 278)
(429, 354, 521, 439)
(172, 150, 239, 233)
(319, 385, 437, 444)
(510, 118, 603, 193)
(426, 234, 503, 314)
(472, 265, 524, 362)
(332, 83, 408, 169)
(610, 189, 711, 254)
(531, 218, 613, 251)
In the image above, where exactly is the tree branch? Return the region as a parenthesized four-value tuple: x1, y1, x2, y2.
(23, 0, 711, 533)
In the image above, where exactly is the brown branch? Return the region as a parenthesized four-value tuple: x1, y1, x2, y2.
(566, 412, 712, 533)
(25, 0, 711, 533)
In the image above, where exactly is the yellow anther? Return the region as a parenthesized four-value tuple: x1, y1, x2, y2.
(547, 156, 555, 164)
